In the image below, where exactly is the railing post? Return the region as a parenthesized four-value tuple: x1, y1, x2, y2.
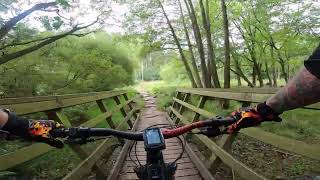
(113, 95, 133, 128)
(96, 99, 125, 144)
(123, 93, 137, 120)
(96, 99, 116, 129)
(175, 93, 190, 124)
(192, 96, 207, 122)
(207, 100, 247, 173)
(45, 109, 107, 179)
(169, 91, 181, 118)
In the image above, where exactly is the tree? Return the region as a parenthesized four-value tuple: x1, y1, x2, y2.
(0, 1, 109, 65)
(158, 0, 197, 88)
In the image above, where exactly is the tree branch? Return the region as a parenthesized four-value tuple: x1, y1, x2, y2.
(0, 16, 100, 65)
(0, 2, 57, 40)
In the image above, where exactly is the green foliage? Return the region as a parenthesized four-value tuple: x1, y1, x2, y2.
(160, 58, 188, 83)
(0, 32, 135, 97)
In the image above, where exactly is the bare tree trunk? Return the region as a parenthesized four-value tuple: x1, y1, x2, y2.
(265, 61, 272, 87)
(178, 0, 202, 88)
(252, 66, 256, 87)
(0, 2, 57, 40)
(221, 0, 231, 89)
(234, 59, 242, 86)
(199, 0, 221, 88)
(159, 1, 197, 88)
(184, 0, 209, 87)
(220, 0, 231, 108)
(272, 63, 278, 87)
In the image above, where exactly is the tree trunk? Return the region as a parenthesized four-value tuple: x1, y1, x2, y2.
(199, 0, 221, 88)
(265, 61, 272, 87)
(0, 2, 57, 40)
(279, 59, 288, 83)
(184, 0, 209, 87)
(272, 63, 278, 87)
(221, 0, 231, 89)
(252, 66, 256, 87)
(234, 59, 242, 86)
(220, 0, 231, 108)
(159, 0, 197, 88)
(178, 0, 202, 88)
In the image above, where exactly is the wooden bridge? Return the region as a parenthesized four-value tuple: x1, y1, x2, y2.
(0, 88, 319, 180)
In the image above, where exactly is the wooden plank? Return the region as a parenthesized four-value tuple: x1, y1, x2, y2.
(170, 108, 266, 179)
(82, 97, 137, 127)
(165, 113, 208, 180)
(113, 96, 133, 128)
(0, 98, 137, 171)
(123, 93, 137, 119)
(208, 134, 237, 172)
(173, 97, 213, 118)
(193, 134, 267, 180)
(185, 140, 216, 180)
(176, 88, 320, 110)
(170, 104, 320, 160)
(62, 138, 118, 180)
(178, 93, 190, 114)
(0, 143, 53, 171)
(177, 87, 279, 94)
(191, 96, 207, 122)
(107, 113, 141, 180)
(96, 99, 116, 129)
(46, 110, 107, 179)
(1, 91, 126, 115)
(62, 107, 139, 180)
(241, 128, 320, 160)
(169, 91, 180, 118)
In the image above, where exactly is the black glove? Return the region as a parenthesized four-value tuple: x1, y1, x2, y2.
(1, 110, 64, 148)
(227, 102, 282, 134)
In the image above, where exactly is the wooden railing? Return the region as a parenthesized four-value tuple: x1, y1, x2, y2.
(0, 90, 141, 180)
(168, 88, 320, 180)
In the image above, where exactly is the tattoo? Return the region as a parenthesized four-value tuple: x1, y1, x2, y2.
(266, 67, 320, 114)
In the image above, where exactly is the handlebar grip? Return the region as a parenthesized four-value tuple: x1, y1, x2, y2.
(50, 128, 69, 138)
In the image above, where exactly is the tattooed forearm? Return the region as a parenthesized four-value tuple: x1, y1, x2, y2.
(266, 67, 320, 114)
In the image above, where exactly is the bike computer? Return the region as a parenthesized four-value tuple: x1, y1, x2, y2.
(143, 128, 165, 151)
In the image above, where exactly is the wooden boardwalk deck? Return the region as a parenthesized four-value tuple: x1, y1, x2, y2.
(118, 92, 202, 180)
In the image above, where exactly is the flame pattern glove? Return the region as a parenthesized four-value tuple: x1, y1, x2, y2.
(227, 102, 282, 134)
(1, 110, 64, 148)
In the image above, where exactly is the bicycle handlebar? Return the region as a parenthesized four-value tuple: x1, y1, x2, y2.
(51, 116, 236, 141)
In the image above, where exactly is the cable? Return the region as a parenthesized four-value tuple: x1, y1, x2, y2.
(173, 136, 185, 163)
(129, 141, 138, 166)
(134, 140, 142, 166)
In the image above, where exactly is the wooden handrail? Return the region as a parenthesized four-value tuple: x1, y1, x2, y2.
(0, 89, 141, 180)
(177, 88, 320, 110)
(171, 95, 320, 160)
(0, 90, 126, 115)
(169, 88, 320, 179)
(169, 106, 267, 180)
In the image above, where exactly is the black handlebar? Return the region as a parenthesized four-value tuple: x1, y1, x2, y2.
(51, 127, 144, 141)
(51, 116, 236, 142)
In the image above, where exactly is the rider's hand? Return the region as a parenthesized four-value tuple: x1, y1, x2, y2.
(27, 120, 64, 148)
(1, 110, 64, 148)
(226, 102, 282, 134)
